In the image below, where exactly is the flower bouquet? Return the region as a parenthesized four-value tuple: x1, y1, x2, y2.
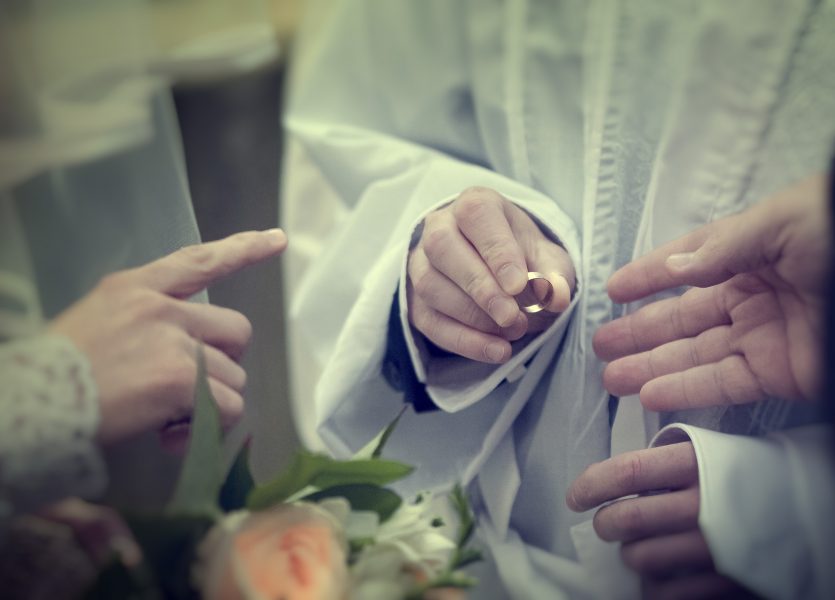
(85, 350, 481, 599)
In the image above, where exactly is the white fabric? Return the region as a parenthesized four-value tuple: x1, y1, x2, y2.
(651, 424, 835, 600)
(281, 1, 835, 597)
(570, 519, 639, 600)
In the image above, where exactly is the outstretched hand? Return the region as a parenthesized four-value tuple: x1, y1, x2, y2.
(594, 176, 830, 411)
(408, 187, 575, 363)
(49, 229, 288, 450)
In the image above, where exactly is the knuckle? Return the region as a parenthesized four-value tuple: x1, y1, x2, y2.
(456, 186, 502, 207)
(422, 226, 452, 261)
(410, 266, 433, 299)
(158, 352, 196, 400)
(463, 274, 494, 306)
(411, 307, 433, 336)
(178, 244, 216, 276)
(125, 288, 168, 320)
(614, 453, 644, 494)
(423, 314, 444, 344)
(453, 328, 470, 356)
(620, 501, 646, 538)
(179, 243, 214, 265)
(453, 190, 498, 222)
(464, 302, 486, 329)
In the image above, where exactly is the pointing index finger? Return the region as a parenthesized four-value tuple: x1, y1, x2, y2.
(128, 229, 287, 297)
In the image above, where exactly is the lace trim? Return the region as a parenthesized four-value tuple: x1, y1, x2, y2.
(0, 335, 106, 520)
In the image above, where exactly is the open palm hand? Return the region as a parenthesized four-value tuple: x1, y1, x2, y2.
(595, 175, 829, 410)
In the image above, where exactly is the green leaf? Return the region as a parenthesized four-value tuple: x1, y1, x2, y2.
(302, 484, 403, 522)
(246, 451, 413, 510)
(219, 446, 255, 512)
(450, 484, 475, 547)
(451, 547, 483, 570)
(353, 405, 409, 459)
(166, 346, 223, 517)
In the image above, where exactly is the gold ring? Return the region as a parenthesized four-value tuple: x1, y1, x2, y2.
(515, 271, 553, 314)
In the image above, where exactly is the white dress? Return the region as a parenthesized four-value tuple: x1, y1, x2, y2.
(282, 1, 835, 598)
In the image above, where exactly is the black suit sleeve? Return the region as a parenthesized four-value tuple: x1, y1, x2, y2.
(382, 289, 439, 412)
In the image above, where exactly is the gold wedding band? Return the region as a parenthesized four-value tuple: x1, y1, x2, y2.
(516, 271, 554, 314)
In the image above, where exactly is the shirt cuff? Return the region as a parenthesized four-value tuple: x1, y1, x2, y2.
(650, 423, 835, 600)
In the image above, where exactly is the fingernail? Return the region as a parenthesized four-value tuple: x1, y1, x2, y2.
(497, 264, 526, 293)
(666, 252, 694, 271)
(488, 296, 519, 327)
(485, 343, 507, 363)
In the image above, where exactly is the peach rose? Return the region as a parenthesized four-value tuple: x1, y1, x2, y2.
(196, 503, 349, 600)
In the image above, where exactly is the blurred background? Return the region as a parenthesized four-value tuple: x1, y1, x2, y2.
(166, 0, 303, 487)
(1, 0, 307, 509)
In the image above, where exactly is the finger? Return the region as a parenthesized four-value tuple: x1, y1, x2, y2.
(621, 529, 713, 577)
(453, 187, 529, 294)
(178, 301, 253, 360)
(643, 573, 755, 600)
(603, 325, 733, 396)
(409, 246, 526, 339)
(640, 355, 764, 411)
(209, 377, 245, 429)
(128, 229, 287, 297)
(409, 291, 512, 363)
(422, 210, 521, 327)
(204, 344, 247, 392)
(593, 487, 700, 543)
(522, 266, 573, 314)
(567, 443, 697, 512)
(608, 227, 709, 303)
(159, 377, 244, 453)
(594, 285, 730, 361)
(519, 215, 576, 314)
(608, 198, 786, 304)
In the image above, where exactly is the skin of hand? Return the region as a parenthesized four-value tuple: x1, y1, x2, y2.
(407, 187, 576, 363)
(37, 498, 142, 568)
(566, 443, 754, 600)
(594, 175, 830, 411)
(48, 229, 288, 451)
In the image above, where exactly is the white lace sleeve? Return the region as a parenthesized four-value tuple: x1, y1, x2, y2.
(0, 335, 106, 520)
